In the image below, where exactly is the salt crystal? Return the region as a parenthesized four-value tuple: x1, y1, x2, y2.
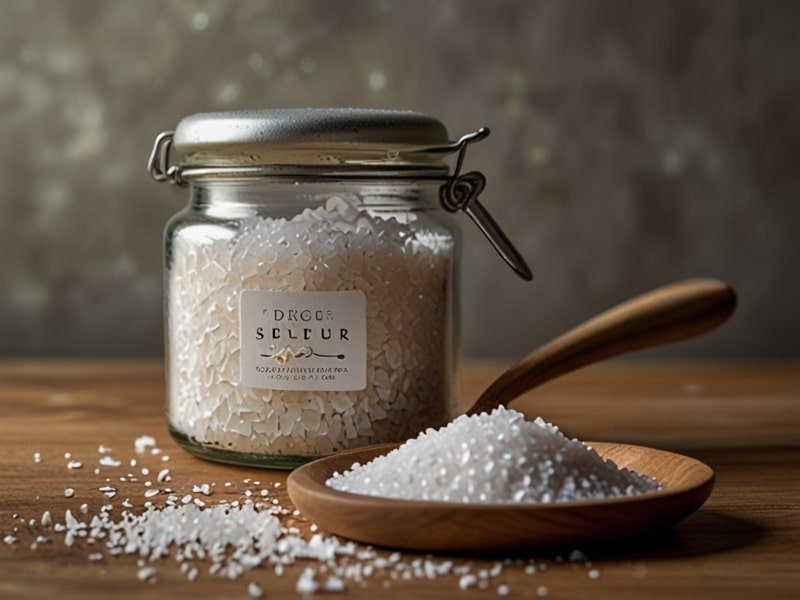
(247, 581, 264, 598)
(192, 483, 211, 496)
(497, 584, 511, 596)
(459, 574, 477, 590)
(100, 456, 122, 468)
(324, 576, 346, 592)
(3, 535, 17, 545)
(64, 488, 75, 498)
(144, 489, 160, 498)
(33, 452, 42, 463)
(64, 509, 79, 529)
(296, 567, 319, 594)
(67, 460, 82, 470)
(156, 469, 171, 483)
(134, 436, 156, 455)
(537, 585, 549, 597)
(41, 511, 52, 527)
(588, 568, 600, 580)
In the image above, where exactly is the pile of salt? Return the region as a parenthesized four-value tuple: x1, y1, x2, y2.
(327, 406, 660, 503)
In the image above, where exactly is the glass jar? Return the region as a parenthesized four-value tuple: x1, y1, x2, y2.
(149, 109, 530, 469)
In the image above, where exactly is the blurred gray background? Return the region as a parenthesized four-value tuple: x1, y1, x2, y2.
(1, 0, 798, 360)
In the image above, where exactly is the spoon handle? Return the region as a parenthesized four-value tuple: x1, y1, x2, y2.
(466, 279, 736, 415)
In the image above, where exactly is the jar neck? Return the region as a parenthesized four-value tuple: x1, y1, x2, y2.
(188, 178, 443, 218)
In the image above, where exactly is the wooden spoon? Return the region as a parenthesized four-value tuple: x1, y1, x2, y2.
(287, 279, 734, 551)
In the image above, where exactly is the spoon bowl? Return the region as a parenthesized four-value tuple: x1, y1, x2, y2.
(288, 442, 714, 552)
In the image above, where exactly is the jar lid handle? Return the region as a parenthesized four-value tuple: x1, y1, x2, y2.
(147, 131, 183, 185)
(440, 129, 533, 281)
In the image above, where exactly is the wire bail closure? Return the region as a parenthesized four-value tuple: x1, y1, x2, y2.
(439, 128, 533, 281)
(147, 131, 182, 185)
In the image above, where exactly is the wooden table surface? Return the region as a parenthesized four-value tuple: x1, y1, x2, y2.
(1, 360, 798, 599)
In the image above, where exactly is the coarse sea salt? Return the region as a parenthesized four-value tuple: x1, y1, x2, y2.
(167, 196, 454, 458)
(3, 434, 608, 596)
(326, 406, 661, 503)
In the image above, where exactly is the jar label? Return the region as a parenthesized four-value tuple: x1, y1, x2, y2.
(239, 290, 367, 391)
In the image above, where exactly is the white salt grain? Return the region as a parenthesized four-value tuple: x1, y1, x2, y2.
(296, 567, 319, 594)
(537, 585, 549, 597)
(80, 504, 89, 515)
(192, 483, 211, 496)
(324, 575, 346, 592)
(64, 488, 75, 498)
(67, 460, 83, 470)
(41, 511, 51, 527)
(144, 489, 160, 498)
(134, 436, 156, 455)
(497, 584, 511, 596)
(327, 407, 660, 503)
(156, 469, 171, 483)
(33, 452, 42, 463)
(99, 456, 122, 468)
(247, 581, 264, 598)
(588, 568, 600, 580)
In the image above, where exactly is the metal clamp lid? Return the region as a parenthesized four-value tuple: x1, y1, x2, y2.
(437, 128, 532, 281)
(147, 126, 532, 280)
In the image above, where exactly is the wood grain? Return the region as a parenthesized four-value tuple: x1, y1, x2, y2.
(0, 360, 799, 599)
(288, 442, 715, 552)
